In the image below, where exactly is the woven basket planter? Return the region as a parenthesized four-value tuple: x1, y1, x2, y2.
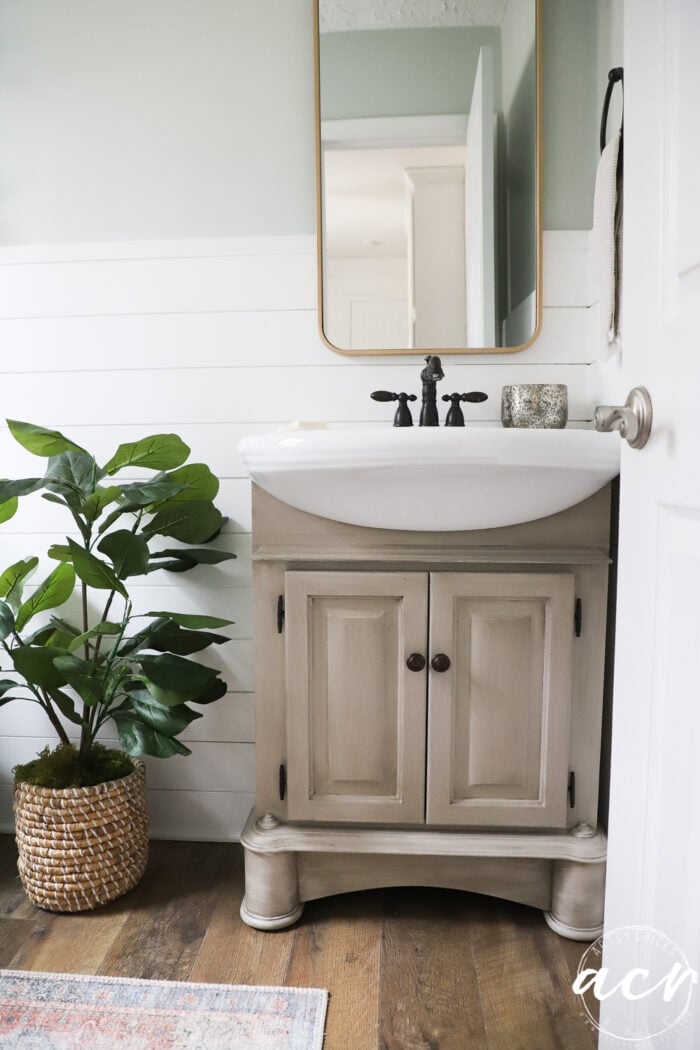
(13, 759, 148, 913)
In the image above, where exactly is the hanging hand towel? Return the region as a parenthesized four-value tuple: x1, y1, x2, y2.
(593, 127, 623, 358)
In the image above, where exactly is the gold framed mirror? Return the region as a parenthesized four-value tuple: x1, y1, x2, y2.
(314, 0, 542, 356)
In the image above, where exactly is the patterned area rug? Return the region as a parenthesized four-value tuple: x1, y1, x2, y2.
(0, 969, 328, 1049)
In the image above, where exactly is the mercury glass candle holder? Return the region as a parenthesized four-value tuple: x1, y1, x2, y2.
(501, 384, 568, 429)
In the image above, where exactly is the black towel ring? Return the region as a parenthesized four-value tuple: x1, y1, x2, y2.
(600, 67, 624, 154)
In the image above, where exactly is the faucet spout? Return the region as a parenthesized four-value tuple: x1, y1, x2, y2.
(419, 355, 445, 426)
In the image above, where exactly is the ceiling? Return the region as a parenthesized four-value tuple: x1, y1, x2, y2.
(319, 0, 511, 33)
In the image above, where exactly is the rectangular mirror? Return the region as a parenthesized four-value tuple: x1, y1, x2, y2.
(314, 0, 541, 355)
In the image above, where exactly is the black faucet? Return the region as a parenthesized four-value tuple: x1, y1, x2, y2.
(371, 354, 487, 427)
(419, 355, 444, 427)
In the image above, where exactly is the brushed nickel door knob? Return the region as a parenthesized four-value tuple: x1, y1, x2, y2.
(594, 386, 653, 449)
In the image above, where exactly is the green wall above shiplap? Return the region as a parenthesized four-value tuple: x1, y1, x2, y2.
(0, 0, 599, 244)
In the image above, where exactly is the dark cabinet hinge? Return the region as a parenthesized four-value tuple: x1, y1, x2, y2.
(277, 595, 285, 634)
(279, 763, 287, 801)
(574, 598, 582, 637)
(568, 770, 576, 809)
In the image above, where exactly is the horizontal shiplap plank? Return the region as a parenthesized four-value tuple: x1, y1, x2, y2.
(543, 231, 592, 308)
(0, 236, 315, 265)
(0, 532, 252, 588)
(0, 363, 593, 424)
(0, 738, 255, 793)
(0, 636, 254, 693)
(0, 254, 316, 319)
(0, 692, 255, 744)
(147, 789, 254, 841)
(0, 477, 253, 533)
(0, 305, 591, 371)
(0, 784, 254, 841)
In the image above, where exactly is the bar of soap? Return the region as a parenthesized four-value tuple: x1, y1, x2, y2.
(287, 421, 328, 430)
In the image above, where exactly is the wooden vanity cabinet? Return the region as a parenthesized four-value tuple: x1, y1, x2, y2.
(241, 484, 613, 939)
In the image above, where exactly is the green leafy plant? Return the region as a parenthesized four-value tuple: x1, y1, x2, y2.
(0, 420, 236, 782)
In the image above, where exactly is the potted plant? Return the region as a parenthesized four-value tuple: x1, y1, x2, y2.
(0, 420, 235, 912)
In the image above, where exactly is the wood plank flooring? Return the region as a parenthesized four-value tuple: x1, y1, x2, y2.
(0, 836, 598, 1049)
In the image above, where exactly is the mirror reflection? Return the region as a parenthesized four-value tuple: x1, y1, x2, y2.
(316, 0, 539, 354)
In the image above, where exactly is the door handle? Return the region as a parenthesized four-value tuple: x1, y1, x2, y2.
(594, 386, 653, 449)
(430, 653, 451, 673)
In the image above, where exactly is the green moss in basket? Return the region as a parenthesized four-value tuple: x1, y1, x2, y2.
(13, 743, 135, 789)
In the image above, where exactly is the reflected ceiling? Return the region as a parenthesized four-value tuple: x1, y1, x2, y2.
(320, 0, 511, 33)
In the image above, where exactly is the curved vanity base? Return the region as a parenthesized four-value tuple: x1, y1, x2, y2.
(543, 856, 607, 941)
(543, 911, 604, 941)
(239, 835, 303, 931)
(239, 809, 607, 939)
(240, 896, 304, 931)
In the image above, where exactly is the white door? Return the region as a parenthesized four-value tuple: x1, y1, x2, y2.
(603, 0, 700, 1043)
(465, 46, 496, 347)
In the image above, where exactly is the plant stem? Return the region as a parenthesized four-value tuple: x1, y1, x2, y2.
(39, 688, 72, 746)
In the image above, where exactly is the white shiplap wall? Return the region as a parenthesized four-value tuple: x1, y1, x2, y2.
(0, 229, 595, 839)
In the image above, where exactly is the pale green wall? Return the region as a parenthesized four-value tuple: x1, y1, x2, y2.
(319, 28, 502, 119)
(0, 0, 600, 245)
(0, 0, 316, 244)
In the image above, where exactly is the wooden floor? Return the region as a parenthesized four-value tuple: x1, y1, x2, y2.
(0, 836, 598, 1049)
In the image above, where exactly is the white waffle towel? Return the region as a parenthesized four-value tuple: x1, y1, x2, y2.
(593, 128, 623, 358)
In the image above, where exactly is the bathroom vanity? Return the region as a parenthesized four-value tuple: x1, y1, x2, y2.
(239, 472, 615, 940)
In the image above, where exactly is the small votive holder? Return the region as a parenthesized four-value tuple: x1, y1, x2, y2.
(501, 384, 568, 429)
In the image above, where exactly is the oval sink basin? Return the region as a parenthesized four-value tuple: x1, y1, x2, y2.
(238, 427, 620, 531)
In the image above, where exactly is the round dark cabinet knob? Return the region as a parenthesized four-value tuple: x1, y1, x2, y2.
(406, 653, 426, 672)
(431, 653, 451, 673)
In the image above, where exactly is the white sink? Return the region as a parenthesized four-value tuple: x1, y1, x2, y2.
(238, 427, 620, 532)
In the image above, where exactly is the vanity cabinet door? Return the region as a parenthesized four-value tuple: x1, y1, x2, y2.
(285, 571, 428, 824)
(426, 572, 575, 828)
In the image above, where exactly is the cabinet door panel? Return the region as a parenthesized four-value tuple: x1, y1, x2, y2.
(427, 572, 574, 827)
(286, 571, 428, 823)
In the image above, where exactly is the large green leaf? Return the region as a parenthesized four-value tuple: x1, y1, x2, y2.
(47, 544, 73, 563)
(47, 688, 85, 726)
(67, 539, 128, 598)
(122, 618, 228, 656)
(11, 646, 70, 690)
(43, 452, 104, 508)
(52, 654, 104, 706)
(114, 693, 202, 735)
(81, 486, 122, 522)
(7, 420, 87, 457)
(26, 622, 80, 650)
(0, 557, 39, 614)
(153, 464, 219, 511)
(0, 488, 18, 524)
(148, 547, 236, 574)
(97, 530, 149, 579)
(111, 703, 192, 758)
(136, 653, 219, 704)
(15, 562, 76, 632)
(67, 621, 122, 655)
(0, 478, 43, 502)
(189, 678, 228, 705)
(147, 626, 229, 656)
(145, 501, 223, 545)
(103, 434, 190, 475)
(144, 611, 234, 629)
(116, 481, 186, 507)
(0, 601, 15, 641)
